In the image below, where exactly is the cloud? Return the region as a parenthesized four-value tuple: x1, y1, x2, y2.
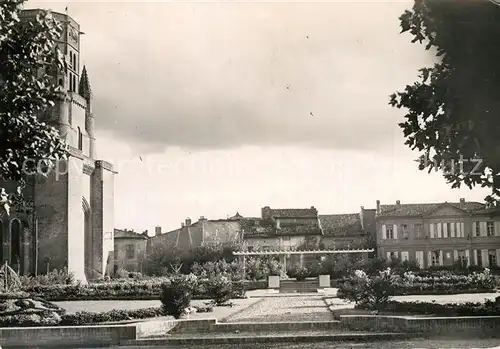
(32, 1, 433, 153)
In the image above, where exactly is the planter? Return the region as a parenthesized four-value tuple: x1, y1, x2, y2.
(268, 275, 280, 289)
(319, 274, 330, 288)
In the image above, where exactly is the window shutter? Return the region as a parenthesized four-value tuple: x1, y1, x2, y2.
(460, 222, 465, 237)
(382, 225, 387, 240)
(438, 250, 444, 266)
(386, 252, 391, 261)
(429, 224, 434, 238)
(497, 249, 500, 267)
(437, 223, 442, 238)
(450, 222, 455, 238)
(401, 251, 409, 261)
(472, 222, 477, 237)
(473, 250, 478, 266)
(393, 225, 398, 239)
(465, 250, 470, 266)
(427, 251, 432, 267)
(453, 250, 458, 261)
(480, 222, 487, 237)
(443, 223, 448, 238)
(394, 251, 399, 258)
(495, 222, 500, 236)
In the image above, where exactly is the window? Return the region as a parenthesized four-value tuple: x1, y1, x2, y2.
(458, 250, 467, 268)
(488, 250, 497, 267)
(414, 224, 423, 239)
(431, 251, 439, 266)
(282, 236, 290, 241)
(386, 225, 394, 239)
(477, 250, 483, 267)
(247, 246, 254, 252)
(126, 244, 135, 259)
(262, 245, 270, 252)
(475, 222, 481, 236)
(401, 224, 408, 239)
(77, 127, 83, 150)
(487, 222, 495, 236)
(73, 75, 77, 93)
(444, 223, 452, 238)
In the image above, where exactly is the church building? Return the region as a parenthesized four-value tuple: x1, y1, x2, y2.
(0, 9, 116, 283)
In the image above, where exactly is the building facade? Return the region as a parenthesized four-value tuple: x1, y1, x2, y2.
(376, 199, 500, 269)
(0, 9, 116, 282)
(114, 229, 148, 273)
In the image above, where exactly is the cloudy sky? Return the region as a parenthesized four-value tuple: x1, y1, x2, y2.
(28, 0, 489, 234)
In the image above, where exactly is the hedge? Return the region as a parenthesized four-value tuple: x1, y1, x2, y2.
(371, 299, 500, 317)
(24, 279, 267, 301)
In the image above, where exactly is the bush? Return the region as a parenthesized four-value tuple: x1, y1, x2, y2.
(338, 268, 397, 310)
(160, 274, 197, 319)
(205, 275, 233, 306)
(19, 268, 75, 288)
(295, 266, 309, 281)
(374, 299, 500, 317)
(60, 307, 166, 326)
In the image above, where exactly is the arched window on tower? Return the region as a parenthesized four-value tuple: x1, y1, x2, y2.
(10, 219, 21, 267)
(77, 127, 83, 150)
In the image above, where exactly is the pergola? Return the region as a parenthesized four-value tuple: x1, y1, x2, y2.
(233, 248, 375, 276)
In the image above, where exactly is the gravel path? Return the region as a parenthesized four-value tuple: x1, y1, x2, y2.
(224, 295, 334, 323)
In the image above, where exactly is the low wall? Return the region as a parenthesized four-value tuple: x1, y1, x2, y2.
(0, 324, 137, 348)
(340, 315, 500, 336)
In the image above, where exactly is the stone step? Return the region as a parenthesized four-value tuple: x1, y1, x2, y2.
(210, 320, 342, 333)
(127, 331, 418, 346)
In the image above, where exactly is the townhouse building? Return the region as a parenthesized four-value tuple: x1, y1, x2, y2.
(376, 199, 500, 269)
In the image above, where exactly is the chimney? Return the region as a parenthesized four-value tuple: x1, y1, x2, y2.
(199, 216, 206, 221)
(460, 198, 465, 204)
(181, 222, 185, 227)
(262, 206, 271, 220)
(185, 217, 191, 226)
(142, 230, 148, 237)
(396, 200, 401, 208)
(155, 226, 162, 236)
(376, 200, 381, 214)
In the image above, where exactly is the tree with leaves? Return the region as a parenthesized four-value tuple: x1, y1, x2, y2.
(0, 0, 67, 214)
(390, 0, 500, 205)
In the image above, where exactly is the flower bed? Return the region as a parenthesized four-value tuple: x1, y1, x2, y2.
(337, 268, 497, 298)
(23, 279, 265, 301)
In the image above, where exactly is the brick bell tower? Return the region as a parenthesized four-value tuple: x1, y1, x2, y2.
(2, 9, 117, 282)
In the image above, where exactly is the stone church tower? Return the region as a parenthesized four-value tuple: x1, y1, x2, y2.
(0, 9, 116, 283)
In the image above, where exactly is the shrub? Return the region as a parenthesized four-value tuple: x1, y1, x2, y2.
(205, 275, 233, 306)
(160, 274, 197, 319)
(19, 268, 75, 288)
(338, 268, 397, 310)
(295, 266, 309, 281)
(376, 299, 500, 317)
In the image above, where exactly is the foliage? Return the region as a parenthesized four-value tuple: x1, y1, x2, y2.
(373, 299, 500, 317)
(0, 305, 168, 327)
(204, 275, 234, 306)
(389, 0, 500, 205)
(244, 257, 286, 280)
(145, 241, 240, 276)
(338, 267, 497, 301)
(191, 260, 243, 281)
(19, 268, 75, 288)
(0, 262, 22, 292)
(0, 0, 68, 213)
(294, 266, 309, 281)
(160, 274, 197, 319)
(338, 268, 398, 310)
(22, 278, 258, 301)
